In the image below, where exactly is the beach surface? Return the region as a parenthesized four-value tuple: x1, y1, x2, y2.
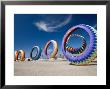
(14, 58, 97, 76)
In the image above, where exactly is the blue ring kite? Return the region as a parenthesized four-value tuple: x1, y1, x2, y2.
(62, 24, 97, 65)
(30, 46, 42, 60)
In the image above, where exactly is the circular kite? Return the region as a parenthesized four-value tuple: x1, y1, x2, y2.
(44, 40, 58, 59)
(30, 46, 42, 60)
(14, 50, 25, 61)
(62, 24, 97, 65)
(65, 34, 87, 55)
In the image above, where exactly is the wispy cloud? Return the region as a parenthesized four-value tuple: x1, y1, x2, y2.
(35, 21, 51, 32)
(49, 15, 72, 29)
(34, 15, 72, 32)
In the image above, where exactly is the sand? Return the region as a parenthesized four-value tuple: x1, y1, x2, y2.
(14, 58, 97, 76)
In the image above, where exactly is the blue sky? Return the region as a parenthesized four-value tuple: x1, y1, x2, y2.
(14, 14, 97, 58)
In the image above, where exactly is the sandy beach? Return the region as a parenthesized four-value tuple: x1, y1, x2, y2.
(14, 58, 97, 76)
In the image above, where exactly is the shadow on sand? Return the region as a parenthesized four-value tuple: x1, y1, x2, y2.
(69, 61, 97, 66)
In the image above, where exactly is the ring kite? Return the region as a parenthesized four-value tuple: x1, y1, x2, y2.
(65, 34, 87, 54)
(62, 24, 97, 65)
(14, 50, 25, 61)
(44, 40, 58, 59)
(30, 46, 42, 60)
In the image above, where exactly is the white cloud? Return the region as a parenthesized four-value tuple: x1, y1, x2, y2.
(49, 15, 72, 29)
(35, 21, 54, 32)
(34, 15, 72, 32)
(35, 21, 49, 32)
